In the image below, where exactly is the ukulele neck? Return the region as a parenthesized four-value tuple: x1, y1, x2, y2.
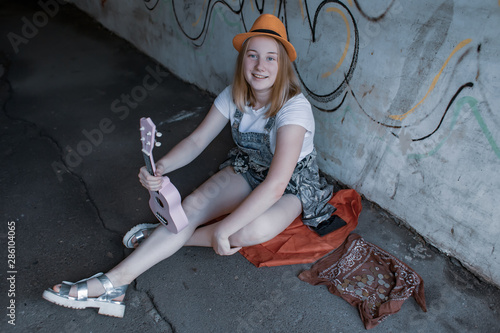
(143, 152, 155, 176)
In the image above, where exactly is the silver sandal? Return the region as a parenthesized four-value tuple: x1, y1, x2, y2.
(122, 223, 160, 249)
(42, 273, 128, 318)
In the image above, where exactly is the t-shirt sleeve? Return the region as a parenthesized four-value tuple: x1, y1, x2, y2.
(213, 86, 233, 119)
(275, 94, 315, 135)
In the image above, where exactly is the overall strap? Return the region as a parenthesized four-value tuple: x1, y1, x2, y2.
(232, 108, 243, 132)
(234, 108, 243, 123)
(264, 115, 276, 133)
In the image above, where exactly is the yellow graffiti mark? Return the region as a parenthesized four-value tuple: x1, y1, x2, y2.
(192, 0, 208, 27)
(347, 0, 353, 6)
(273, 0, 278, 15)
(299, 0, 305, 20)
(322, 7, 350, 78)
(389, 38, 472, 121)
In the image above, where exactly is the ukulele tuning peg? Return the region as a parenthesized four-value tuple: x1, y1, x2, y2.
(156, 132, 162, 138)
(140, 137, 145, 141)
(155, 141, 162, 147)
(147, 131, 152, 136)
(140, 126, 145, 131)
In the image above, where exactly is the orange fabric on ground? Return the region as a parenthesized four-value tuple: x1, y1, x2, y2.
(239, 189, 362, 267)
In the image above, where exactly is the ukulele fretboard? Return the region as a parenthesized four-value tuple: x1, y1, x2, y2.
(143, 153, 154, 176)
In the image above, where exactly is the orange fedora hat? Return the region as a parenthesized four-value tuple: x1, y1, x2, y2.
(233, 14, 297, 62)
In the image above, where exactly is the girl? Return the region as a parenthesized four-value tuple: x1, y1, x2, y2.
(43, 13, 334, 318)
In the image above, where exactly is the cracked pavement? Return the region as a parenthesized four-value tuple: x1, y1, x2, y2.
(1, 2, 499, 332)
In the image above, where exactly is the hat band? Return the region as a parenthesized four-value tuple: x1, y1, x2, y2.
(251, 29, 282, 38)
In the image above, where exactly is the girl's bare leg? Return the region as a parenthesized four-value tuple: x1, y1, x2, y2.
(52, 168, 303, 298)
(52, 167, 252, 297)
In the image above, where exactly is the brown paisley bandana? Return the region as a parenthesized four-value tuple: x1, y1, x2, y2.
(299, 233, 427, 329)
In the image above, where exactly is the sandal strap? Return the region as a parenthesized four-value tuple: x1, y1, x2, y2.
(60, 272, 104, 301)
(77, 282, 87, 300)
(96, 274, 128, 301)
(58, 282, 72, 297)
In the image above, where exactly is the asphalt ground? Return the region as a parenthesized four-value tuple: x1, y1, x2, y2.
(1, 1, 499, 332)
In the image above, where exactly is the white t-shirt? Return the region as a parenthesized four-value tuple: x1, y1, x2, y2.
(214, 86, 315, 162)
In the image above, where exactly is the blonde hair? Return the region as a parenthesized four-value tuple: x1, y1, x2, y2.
(232, 37, 301, 118)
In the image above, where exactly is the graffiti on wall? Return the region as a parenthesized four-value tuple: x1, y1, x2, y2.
(138, 0, 498, 160)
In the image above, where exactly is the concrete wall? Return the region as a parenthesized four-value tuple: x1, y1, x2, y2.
(66, 0, 500, 286)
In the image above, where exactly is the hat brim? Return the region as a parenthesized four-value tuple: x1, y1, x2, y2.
(233, 32, 297, 62)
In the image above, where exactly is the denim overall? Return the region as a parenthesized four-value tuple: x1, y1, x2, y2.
(221, 109, 335, 227)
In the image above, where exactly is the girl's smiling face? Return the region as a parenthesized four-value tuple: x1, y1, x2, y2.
(243, 36, 279, 99)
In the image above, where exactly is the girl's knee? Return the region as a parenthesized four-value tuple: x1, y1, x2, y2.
(182, 192, 205, 214)
(181, 193, 210, 226)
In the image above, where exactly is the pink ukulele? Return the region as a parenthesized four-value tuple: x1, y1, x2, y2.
(140, 117, 189, 233)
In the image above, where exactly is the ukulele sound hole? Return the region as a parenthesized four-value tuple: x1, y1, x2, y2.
(155, 197, 164, 208)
